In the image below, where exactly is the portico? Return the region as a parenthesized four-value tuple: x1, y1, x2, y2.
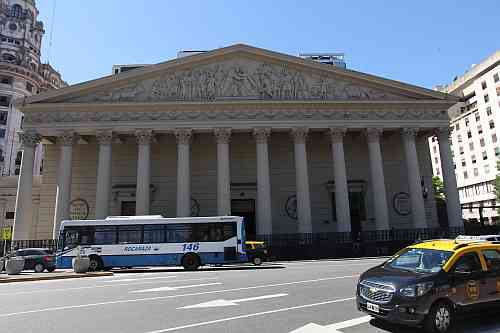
(12, 44, 462, 240)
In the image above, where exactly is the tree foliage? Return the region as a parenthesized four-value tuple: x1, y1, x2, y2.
(432, 176, 446, 202)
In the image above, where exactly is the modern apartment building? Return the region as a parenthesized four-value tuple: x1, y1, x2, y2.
(430, 50, 500, 224)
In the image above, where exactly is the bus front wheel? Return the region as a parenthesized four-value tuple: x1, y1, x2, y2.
(182, 253, 200, 271)
(88, 255, 103, 272)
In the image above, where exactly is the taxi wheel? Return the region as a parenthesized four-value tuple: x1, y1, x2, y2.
(425, 301, 453, 333)
(252, 256, 263, 266)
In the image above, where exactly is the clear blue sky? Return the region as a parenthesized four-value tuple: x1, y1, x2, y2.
(37, 0, 499, 88)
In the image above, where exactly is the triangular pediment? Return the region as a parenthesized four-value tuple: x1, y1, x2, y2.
(24, 44, 456, 105)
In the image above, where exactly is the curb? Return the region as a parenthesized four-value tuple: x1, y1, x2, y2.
(0, 271, 113, 283)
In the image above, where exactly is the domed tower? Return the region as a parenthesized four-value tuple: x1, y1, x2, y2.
(0, 0, 66, 176)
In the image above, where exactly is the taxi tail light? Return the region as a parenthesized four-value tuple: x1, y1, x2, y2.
(43, 256, 53, 262)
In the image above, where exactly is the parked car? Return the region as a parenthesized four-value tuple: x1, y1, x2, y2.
(357, 237, 500, 332)
(12, 248, 56, 273)
(245, 241, 269, 265)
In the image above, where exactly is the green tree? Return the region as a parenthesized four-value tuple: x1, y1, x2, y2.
(432, 176, 446, 202)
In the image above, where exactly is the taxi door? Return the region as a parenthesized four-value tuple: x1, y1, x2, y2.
(480, 248, 500, 303)
(449, 251, 488, 310)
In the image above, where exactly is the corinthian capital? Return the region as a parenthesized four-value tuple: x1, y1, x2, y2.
(57, 130, 79, 146)
(253, 127, 271, 144)
(135, 129, 154, 145)
(214, 128, 231, 144)
(174, 128, 193, 145)
(365, 128, 384, 143)
(329, 128, 347, 143)
(96, 130, 114, 145)
(290, 127, 309, 144)
(18, 130, 41, 148)
(401, 127, 419, 140)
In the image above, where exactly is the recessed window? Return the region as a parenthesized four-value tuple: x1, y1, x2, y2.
(477, 124, 483, 134)
(5, 212, 14, 219)
(487, 106, 492, 116)
(495, 147, 500, 156)
(489, 120, 495, 129)
(469, 142, 474, 150)
(474, 168, 479, 176)
(475, 112, 480, 121)
(485, 164, 490, 174)
(0, 111, 7, 125)
(465, 118, 470, 126)
(496, 86, 500, 97)
(464, 171, 468, 179)
(0, 76, 12, 85)
(483, 151, 488, 160)
(472, 154, 477, 163)
(459, 146, 464, 155)
(467, 131, 472, 138)
(480, 138, 485, 147)
(485, 94, 490, 103)
(435, 157, 439, 164)
(458, 134, 462, 143)
(455, 123, 460, 130)
(2, 53, 15, 62)
(0, 95, 10, 107)
(482, 81, 487, 89)
(26, 82, 33, 92)
(494, 73, 499, 83)
(493, 134, 498, 143)
(461, 159, 466, 167)
(0, 128, 5, 138)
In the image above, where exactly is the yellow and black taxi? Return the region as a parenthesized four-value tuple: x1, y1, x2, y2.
(245, 241, 269, 265)
(356, 237, 500, 332)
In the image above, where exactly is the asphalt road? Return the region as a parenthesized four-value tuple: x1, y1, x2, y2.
(0, 258, 499, 333)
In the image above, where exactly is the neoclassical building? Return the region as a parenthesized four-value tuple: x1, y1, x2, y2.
(12, 44, 462, 241)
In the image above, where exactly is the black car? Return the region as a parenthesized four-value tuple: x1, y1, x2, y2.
(14, 248, 56, 273)
(357, 239, 500, 332)
(245, 241, 269, 265)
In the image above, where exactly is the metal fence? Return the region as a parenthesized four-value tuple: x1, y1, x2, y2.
(1, 225, 499, 260)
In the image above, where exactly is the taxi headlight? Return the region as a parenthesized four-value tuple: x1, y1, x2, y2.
(400, 282, 433, 298)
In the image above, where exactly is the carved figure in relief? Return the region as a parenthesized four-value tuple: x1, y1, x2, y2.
(229, 66, 248, 96)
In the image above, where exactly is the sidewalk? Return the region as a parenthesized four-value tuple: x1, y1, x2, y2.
(0, 270, 113, 283)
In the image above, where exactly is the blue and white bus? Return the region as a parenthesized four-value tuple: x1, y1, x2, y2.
(56, 215, 247, 271)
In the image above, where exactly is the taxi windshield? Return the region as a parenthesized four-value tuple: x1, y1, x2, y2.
(387, 248, 453, 273)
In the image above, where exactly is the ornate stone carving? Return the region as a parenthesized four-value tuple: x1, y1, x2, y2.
(18, 130, 41, 148)
(329, 128, 347, 143)
(135, 129, 154, 145)
(96, 130, 113, 145)
(401, 127, 419, 140)
(23, 106, 450, 126)
(66, 58, 406, 104)
(57, 131, 78, 146)
(253, 127, 271, 144)
(213, 128, 231, 144)
(291, 127, 309, 144)
(174, 129, 193, 145)
(365, 128, 384, 142)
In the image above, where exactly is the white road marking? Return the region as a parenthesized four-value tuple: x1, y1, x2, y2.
(0, 277, 218, 296)
(289, 316, 372, 333)
(178, 293, 287, 309)
(145, 297, 356, 332)
(131, 283, 222, 293)
(100, 276, 179, 283)
(0, 275, 357, 318)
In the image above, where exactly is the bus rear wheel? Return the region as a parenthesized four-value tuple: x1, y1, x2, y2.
(88, 255, 103, 272)
(182, 253, 200, 271)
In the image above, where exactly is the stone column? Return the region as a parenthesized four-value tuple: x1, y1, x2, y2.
(366, 128, 390, 230)
(291, 127, 312, 233)
(437, 127, 463, 227)
(95, 130, 113, 219)
(135, 130, 153, 216)
(13, 130, 41, 240)
(214, 128, 231, 216)
(402, 128, 427, 228)
(329, 128, 351, 232)
(253, 128, 272, 235)
(175, 129, 192, 217)
(53, 131, 78, 238)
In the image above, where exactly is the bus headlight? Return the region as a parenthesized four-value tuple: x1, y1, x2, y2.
(400, 282, 433, 298)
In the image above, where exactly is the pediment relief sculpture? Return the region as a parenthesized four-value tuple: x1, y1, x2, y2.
(66, 59, 409, 103)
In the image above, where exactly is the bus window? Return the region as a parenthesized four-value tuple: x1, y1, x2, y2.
(64, 228, 80, 250)
(166, 224, 194, 243)
(94, 226, 117, 245)
(118, 225, 142, 244)
(144, 224, 165, 243)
